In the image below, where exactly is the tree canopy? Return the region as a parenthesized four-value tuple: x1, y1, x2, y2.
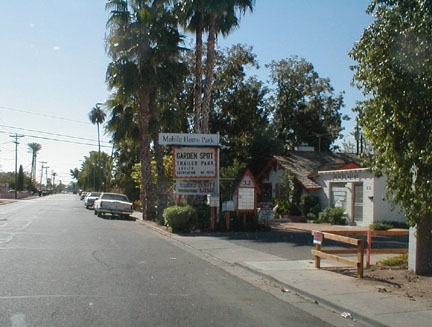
(267, 56, 346, 151)
(349, 0, 432, 225)
(350, 0, 432, 273)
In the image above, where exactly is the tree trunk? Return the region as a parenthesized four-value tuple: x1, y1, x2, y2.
(150, 98, 166, 222)
(413, 215, 432, 275)
(194, 24, 204, 133)
(140, 88, 153, 220)
(202, 13, 217, 134)
(154, 141, 166, 221)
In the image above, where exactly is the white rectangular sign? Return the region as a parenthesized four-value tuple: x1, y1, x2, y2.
(237, 188, 255, 211)
(176, 180, 216, 195)
(159, 133, 219, 146)
(173, 147, 217, 179)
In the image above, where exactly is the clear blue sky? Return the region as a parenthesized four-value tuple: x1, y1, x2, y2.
(0, 0, 373, 185)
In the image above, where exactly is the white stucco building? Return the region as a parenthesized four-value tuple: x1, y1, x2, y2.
(257, 151, 406, 227)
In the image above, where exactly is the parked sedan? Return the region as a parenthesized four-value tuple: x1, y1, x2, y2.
(94, 192, 134, 219)
(84, 192, 101, 209)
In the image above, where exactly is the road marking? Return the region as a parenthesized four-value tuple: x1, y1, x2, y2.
(11, 313, 27, 327)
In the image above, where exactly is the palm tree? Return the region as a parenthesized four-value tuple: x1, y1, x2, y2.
(27, 142, 41, 183)
(105, 0, 186, 220)
(89, 103, 106, 191)
(177, 0, 206, 132)
(179, 0, 255, 133)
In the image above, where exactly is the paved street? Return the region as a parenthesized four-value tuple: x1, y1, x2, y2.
(0, 194, 339, 327)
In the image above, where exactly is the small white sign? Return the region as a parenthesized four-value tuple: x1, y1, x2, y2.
(159, 133, 219, 146)
(176, 180, 216, 195)
(237, 188, 255, 211)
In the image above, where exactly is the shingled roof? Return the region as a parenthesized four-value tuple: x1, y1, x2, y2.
(257, 151, 361, 191)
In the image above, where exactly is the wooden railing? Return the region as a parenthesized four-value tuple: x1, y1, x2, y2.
(311, 229, 409, 278)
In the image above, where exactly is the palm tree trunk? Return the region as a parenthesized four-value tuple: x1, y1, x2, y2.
(194, 24, 204, 133)
(150, 95, 166, 221)
(140, 88, 153, 220)
(97, 123, 101, 191)
(202, 12, 217, 134)
(30, 151, 36, 182)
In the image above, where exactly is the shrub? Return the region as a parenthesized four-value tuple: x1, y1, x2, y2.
(318, 207, 347, 225)
(274, 198, 301, 216)
(163, 205, 198, 233)
(300, 195, 321, 220)
(369, 221, 409, 230)
(377, 254, 408, 268)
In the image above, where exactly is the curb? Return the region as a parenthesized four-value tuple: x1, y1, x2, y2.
(134, 217, 387, 326)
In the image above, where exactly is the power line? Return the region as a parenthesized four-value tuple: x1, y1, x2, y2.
(0, 106, 89, 125)
(0, 124, 112, 146)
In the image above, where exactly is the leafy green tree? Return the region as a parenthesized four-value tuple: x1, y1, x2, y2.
(69, 168, 81, 188)
(349, 0, 432, 273)
(105, 0, 186, 219)
(77, 151, 112, 192)
(17, 165, 24, 191)
(210, 44, 272, 169)
(267, 56, 346, 151)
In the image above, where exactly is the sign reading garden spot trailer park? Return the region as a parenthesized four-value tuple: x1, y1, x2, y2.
(173, 147, 217, 179)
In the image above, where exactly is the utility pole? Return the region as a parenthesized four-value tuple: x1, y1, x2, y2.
(45, 165, 50, 191)
(9, 134, 24, 199)
(39, 161, 47, 196)
(52, 171, 56, 193)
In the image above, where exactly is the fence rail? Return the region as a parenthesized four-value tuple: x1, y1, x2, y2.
(311, 229, 409, 278)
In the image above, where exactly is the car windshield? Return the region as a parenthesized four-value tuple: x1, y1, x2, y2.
(90, 192, 101, 197)
(103, 194, 129, 202)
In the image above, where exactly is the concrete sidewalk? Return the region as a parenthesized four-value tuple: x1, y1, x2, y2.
(135, 217, 431, 327)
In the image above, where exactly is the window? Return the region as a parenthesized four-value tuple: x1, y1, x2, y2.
(353, 183, 363, 222)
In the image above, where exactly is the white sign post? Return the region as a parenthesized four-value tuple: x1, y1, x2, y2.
(159, 133, 220, 230)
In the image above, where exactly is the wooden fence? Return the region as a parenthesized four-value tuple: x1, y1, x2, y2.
(311, 229, 409, 278)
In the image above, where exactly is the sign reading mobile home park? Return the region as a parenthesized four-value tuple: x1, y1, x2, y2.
(173, 147, 217, 179)
(159, 133, 219, 146)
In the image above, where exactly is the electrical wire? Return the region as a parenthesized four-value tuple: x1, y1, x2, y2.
(0, 106, 89, 124)
(0, 124, 112, 146)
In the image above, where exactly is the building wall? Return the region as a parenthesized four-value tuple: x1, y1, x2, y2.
(372, 176, 406, 224)
(260, 165, 406, 227)
(316, 169, 405, 226)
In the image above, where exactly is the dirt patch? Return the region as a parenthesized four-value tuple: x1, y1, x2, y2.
(361, 265, 432, 304)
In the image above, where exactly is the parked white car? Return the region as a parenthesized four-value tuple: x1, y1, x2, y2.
(94, 192, 134, 219)
(84, 192, 101, 209)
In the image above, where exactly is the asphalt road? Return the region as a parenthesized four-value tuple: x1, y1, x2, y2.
(0, 194, 335, 327)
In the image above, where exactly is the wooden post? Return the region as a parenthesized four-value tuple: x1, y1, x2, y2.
(225, 211, 230, 231)
(366, 229, 372, 268)
(315, 244, 321, 269)
(357, 239, 364, 278)
(210, 207, 215, 231)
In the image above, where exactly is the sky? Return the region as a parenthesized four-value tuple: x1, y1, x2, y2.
(0, 0, 374, 186)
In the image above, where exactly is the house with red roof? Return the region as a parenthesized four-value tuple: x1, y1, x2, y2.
(256, 149, 406, 227)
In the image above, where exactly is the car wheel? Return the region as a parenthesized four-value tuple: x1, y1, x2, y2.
(94, 210, 97, 215)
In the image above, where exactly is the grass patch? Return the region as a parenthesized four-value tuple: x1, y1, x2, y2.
(377, 253, 408, 269)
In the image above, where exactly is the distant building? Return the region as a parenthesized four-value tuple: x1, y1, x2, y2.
(256, 150, 406, 227)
